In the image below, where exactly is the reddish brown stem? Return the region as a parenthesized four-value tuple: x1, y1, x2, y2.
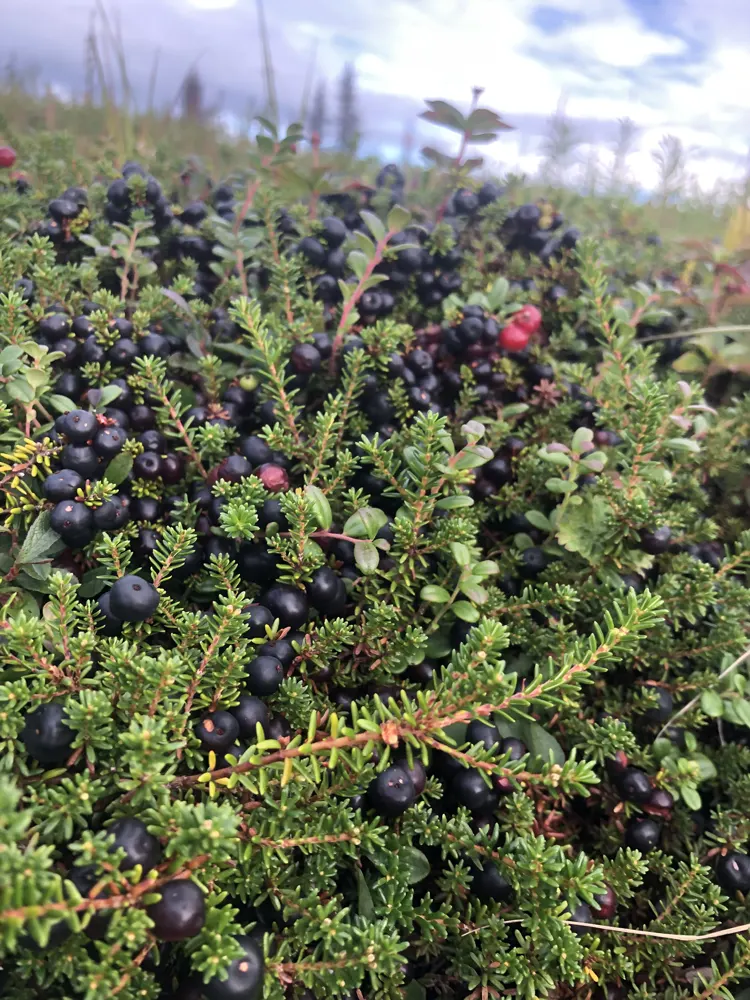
(328, 228, 398, 374)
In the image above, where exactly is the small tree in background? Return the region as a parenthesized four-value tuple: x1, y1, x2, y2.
(337, 62, 359, 154)
(181, 69, 204, 124)
(652, 134, 690, 206)
(309, 80, 327, 143)
(609, 116, 640, 191)
(539, 96, 580, 187)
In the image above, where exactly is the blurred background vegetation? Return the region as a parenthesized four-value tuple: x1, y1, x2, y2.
(1, 0, 749, 249)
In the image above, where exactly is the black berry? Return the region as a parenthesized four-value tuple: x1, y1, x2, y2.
(451, 769, 497, 813)
(58, 409, 97, 442)
(21, 703, 74, 765)
(592, 885, 617, 920)
(246, 655, 284, 697)
(715, 852, 750, 893)
(466, 720, 502, 752)
(368, 764, 417, 817)
(93, 426, 127, 459)
(203, 934, 264, 1000)
(640, 526, 672, 554)
(616, 768, 652, 803)
(147, 880, 206, 941)
(256, 632, 303, 668)
(43, 469, 83, 502)
(243, 603, 275, 638)
(306, 566, 346, 615)
(625, 816, 661, 852)
(108, 817, 162, 871)
(50, 500, 94, 547)
(231, 695, 271, 740)
(60, 444, 99, 479)
(261, 584, 309, 629)
(108, 574, 160, 621)
(195, 711, 240, 752)
(519, 547, 548, 578)
(471, 862, 513, 903)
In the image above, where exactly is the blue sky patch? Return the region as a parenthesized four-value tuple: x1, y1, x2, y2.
(530, 4, 586, 34)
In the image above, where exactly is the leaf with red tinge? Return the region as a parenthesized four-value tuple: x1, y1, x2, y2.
(421, 146, 454, 168)
(467, 133, 502, 145)
(420, 100, 467, 133)
(467, 107, 514, 132)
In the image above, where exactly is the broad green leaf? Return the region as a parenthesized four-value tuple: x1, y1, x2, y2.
(733, 700, 750, 728)
(672, 350, 706, 373)
(46, 394, 76, 414)
(665, 437, 700, 454)
(546, 477, 577, 494)
(360, 210, 386, 243)
(487, 276, 509, 309)
(539, 450, 572, 467)
(304, 485, 332, 531)
(404, 981, 427, 1000)
(525, 510, 552, 531)
(555, 495, 611, 561)
(354, 541, 379, 574)
(473, 560, 499, 577)
(519, 720, 565, 766)
(104, 452, 133, 485)
(512, 533, 535, 551)
(680, 785, 702, 811)
(343, 507, 388, 540)
(453, 445, 493, 471)
(450, 542, 471, 567)
(78, 567, 109, 599)
(420, 585, 451, 604)
(700, 690, 724, 718)
(25, 369, 49, 392)
(7, 379, 35, 403)
(353, 230, 376, 256)
(435, 494, 474, 510)
(691, 752, 717, 781)
(347, 250, 369, 279)
(402, 847, 430, 884)
(4, 588, 40, 620)
(467, 107, 513, 132)
(387, 204, 411, 233)
(460, 581, 488, 604)
(18, 512, 62, 565)
(452, 601, 479, 623)
(421, 146, 454, 167)
(354, 869, 374, 920)
(571, 427, 594, 454)
(425, 630, 451, 659)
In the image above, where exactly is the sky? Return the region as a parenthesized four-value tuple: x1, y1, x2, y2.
(1, 0, 749, 192)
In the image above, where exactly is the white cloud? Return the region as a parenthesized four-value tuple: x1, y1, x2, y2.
(297, 0, 746, 191)
(535, 14, 687, 68)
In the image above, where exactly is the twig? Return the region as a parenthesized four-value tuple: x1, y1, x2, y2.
(503, 916, 750, 944)
(656, 644, 750, 740)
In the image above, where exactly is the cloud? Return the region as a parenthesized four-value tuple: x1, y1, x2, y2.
(0, 0, 747, 191)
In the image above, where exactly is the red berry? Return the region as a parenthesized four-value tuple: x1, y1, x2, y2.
(498, 323, 530, 352)
(257, 463, 289, 492)
(0, 146, 17, 169)
(513, 304, 542, 335)
(592, 885, 617, 920)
